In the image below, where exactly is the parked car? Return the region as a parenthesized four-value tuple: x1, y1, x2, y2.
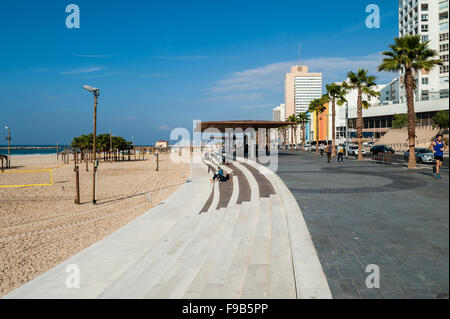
(348, 145, 366, 156)
(370, 145, 395, 155)
(404, 148, 435, 163)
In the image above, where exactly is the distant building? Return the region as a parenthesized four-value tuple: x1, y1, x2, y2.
(155, 140, 169, 149)
(380, 78, 400, 105)
(272, 103, 286, 122)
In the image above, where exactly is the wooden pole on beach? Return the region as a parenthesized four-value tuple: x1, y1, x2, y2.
(74, 165, 80, 205)
(56, 142, 58, 161)
(156, 152, 159, 172)
(92, 94, 98, 205)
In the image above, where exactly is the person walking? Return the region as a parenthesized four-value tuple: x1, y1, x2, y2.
(326, 143, 332, 163)
(337, 144, 344, 163)
(430, 134, 447, 180)
(319, 143, 325, 156)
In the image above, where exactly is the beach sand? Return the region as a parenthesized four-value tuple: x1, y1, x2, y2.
(0, 154, 189, 296)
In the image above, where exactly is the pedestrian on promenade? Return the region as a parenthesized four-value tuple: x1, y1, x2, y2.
(430, 134, 447, 180)
(337, 144, 344, 162)
(326, 143, 332, 163)
(319, 143, 325, 156)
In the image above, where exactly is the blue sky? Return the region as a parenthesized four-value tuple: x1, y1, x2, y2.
(0, 0, 399, 145)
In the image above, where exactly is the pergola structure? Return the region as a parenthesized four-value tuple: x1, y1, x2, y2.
(196, 120, 296, 156)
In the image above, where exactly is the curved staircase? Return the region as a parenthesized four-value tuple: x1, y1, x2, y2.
(4, 157, 331, 299)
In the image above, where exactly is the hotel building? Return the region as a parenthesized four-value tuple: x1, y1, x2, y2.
(284, 65, 323, 142)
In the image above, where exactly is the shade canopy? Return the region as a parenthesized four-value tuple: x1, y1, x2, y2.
(196, 120, 295, 133)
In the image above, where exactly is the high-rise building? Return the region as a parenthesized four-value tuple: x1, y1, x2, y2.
(285, 66, 322, 116)
(398, 0, 449, 101)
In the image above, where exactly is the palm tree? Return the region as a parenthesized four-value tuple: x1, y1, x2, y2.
(323, 83, 348, 157)
(296, 113, 310, 151)
(287, 115, 298, 151)
(342, 69, 380, 160)
(378, 35, 442, 168)
(308, 97, 327, 153)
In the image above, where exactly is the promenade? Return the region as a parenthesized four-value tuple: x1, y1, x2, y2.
(4, 158, 330, 299)
(277, 150, 449, 299)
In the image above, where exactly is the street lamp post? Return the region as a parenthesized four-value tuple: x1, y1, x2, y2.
(4, 127, 11, 168)
(82, 85, 100, 205)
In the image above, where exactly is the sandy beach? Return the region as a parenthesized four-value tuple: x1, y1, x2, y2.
(0, 154, 189, 296)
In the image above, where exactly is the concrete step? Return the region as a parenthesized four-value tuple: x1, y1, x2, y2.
(144, 207, 232, 298)
(193, 205, 243, 299)
(99, 210, 216, 298)
(219, 200, 260, 299)
(241, 197, 272, 299)
(269, 194, 297, 299)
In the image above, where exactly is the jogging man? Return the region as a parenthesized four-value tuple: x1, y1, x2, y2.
(429, 134, 446, 180)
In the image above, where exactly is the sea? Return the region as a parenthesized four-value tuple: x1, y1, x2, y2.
(0, 145, 69, 156)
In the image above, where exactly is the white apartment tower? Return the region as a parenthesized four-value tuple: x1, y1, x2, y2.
(399, 0, 449, 101)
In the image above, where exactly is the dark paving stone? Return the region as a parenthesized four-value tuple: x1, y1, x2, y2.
(241, 162, 275, 197)
(229, 164, 251, 204)
(276, 151, 449, 299)
(217, 177, 233, 209)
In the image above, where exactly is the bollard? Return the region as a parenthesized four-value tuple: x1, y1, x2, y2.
(74, 165, 80, 204)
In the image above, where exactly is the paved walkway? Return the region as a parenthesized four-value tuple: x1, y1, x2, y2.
(4, 159, 330, 299)
(277, 150, 449, 299)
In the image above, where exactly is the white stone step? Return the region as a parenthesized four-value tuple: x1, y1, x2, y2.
(99, 211, 216, 298)
(144, 207, 231, 298)
(269, 194, 296, 299)
(241, 197, 272, 299)
(219, 200, 260, 299)
(167, 205, 242, 299)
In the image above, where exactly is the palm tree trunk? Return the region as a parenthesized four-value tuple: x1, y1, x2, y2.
(283, 129, 287, 150)
(332, 99, 336, 157)
(357, 89, 363, 161)
(316, 112, 319, 153)
(294, 127, 298, 149)
(291, 126, 294, 151)
(302, 124, 306, 152)
(405, 68, 417, 168)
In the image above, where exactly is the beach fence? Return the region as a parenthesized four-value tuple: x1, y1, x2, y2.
(0, 168, 53, 188)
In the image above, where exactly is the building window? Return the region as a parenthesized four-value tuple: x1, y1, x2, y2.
(422, 90, 429, 101)
(440, 33, 449, 41)
(441, 54, 449, 62)
(440, 22, 449, 31)
(421, 14, 428, 21)
(441, 89, 449, 98)
(422, 78, 429, 85)
(441, 43, 449, 52)
(422, 35, 429, 42)
(441, 65, 450, 73)
(421, 4, 428, 11)
(421, 24, 429, 32)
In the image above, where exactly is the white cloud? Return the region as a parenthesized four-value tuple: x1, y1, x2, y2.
(73, 54, 116, 58)
(205, 53, 394, 94)
(200, 92, 264, 103)
(157, 125, 171, 131)
(153, 55, 208, 60)
(61, 67, 105, 75)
